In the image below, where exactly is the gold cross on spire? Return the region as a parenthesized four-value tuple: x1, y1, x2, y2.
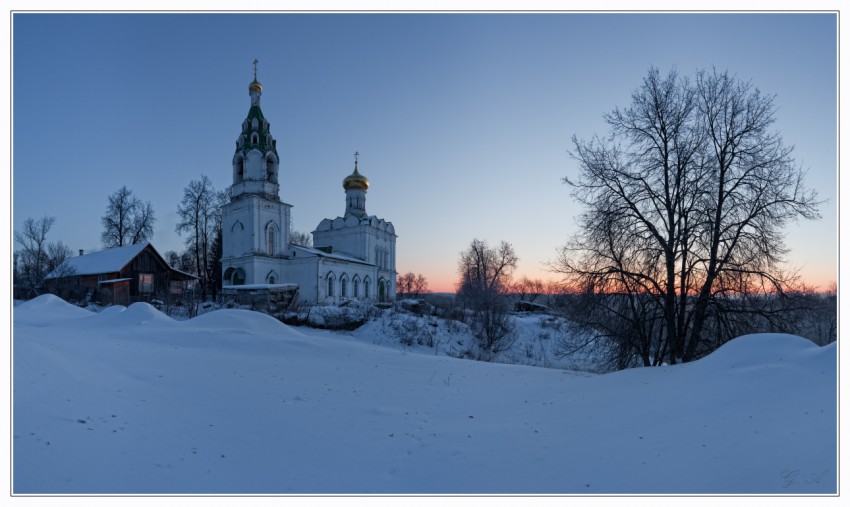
(253, 58, 259, 80)
(354, 151, 359, 169)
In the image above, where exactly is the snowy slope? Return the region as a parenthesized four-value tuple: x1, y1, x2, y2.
(13, 295, 836, 494)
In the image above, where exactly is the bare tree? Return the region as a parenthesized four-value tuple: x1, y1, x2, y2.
(290, 230, 313, 247)
(555, 67, 821, 367)
(15, 216, 75, 296)
(13, 251, 21, 293)
(208, 189, 229, 299)
(397, 272, 415, 298)
(457, 239, 519, 355)
(15, 216, 55, 293)
(101, 186, 156, 247)
(683, 68, 821, 360)
(45, 241, 74, 276)
(163, 250, 181, 269)
(413, 274, 429, 298)
(130, 200, 156, 245)
(176, 175, 219, 299)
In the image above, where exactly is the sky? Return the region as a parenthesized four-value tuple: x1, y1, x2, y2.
(10, 10, 838, 293)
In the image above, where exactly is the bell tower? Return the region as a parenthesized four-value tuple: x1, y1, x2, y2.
(231, 59, 281, 202)
(221, 60, 292, 287)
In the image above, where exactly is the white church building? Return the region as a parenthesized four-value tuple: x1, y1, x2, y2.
(220, 64, 397, 305)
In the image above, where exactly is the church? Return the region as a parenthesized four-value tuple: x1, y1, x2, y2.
(220, 63, 397, 305)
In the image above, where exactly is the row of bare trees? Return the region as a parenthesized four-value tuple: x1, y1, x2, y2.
(396, 272, 429, 299)
(554, 67, 822, 366)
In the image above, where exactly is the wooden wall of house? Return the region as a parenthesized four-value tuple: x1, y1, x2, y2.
(118, 245, 175, 300)
(46, 274, 98, 302)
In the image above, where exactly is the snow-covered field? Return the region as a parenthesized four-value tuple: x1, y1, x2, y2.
(13, 295, 837, 494)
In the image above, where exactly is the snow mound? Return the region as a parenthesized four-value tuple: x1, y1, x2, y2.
(95, 302, 174, 326)
(696, 333, 826, 370)
(98, 305, 127, 315)
(183, 309, 304, 338)
(14, 294, 93, 325)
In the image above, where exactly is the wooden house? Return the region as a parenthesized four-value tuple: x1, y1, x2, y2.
(44, 242, 197, 306)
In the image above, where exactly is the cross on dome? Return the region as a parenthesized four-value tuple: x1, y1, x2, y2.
(248, 59, 262, 95)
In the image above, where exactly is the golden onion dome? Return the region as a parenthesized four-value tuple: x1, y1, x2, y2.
(343, 167, 369, 191)
(249, 59, 262, 93)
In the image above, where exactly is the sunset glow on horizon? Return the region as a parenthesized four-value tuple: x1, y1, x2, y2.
(12, 13, 836, 295)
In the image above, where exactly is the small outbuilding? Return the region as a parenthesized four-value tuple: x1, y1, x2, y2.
(44, 242, 197, 306)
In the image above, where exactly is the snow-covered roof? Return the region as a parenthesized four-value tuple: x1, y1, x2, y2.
(44, 242, 198, 280)
(45, 242, 151, 279)
(291, 244, 373, 266)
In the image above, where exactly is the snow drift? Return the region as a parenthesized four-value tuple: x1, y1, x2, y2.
(12, 295, 836, 494)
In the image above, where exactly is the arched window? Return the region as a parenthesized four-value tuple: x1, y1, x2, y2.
(341, 276, 348, 298)
(379, 279, 386, 302)
(252, 133, 259, 145)
(353, 277, 360, 298)
(327, 274, 335, 297)
(235, 156, 244, 182)
(228, 268, 245, 286)
(268, 227, 275, 256)
(266, 157, 276, 183)
(364, 277, 371, 298)
(266, 271, 278, 285)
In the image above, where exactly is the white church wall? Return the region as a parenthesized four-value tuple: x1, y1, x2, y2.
(222, 202, 253, 258)
(223, 197, 291, 262)
(318, 259, 379, 303)
(281, 256, 321, 304)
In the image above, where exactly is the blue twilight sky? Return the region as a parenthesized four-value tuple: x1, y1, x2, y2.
(12, 12, 837, 292)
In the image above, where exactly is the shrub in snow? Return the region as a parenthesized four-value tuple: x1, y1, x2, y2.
(282, 300, 380, 330)
(465, 302, 517, 357)
(387, 312, 438, 347)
